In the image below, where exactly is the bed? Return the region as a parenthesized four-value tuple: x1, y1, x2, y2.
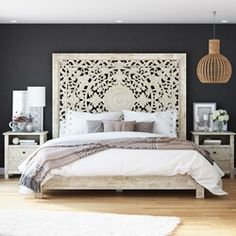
(19, 53, 226, 198)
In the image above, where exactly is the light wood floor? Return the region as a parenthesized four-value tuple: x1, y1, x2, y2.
(0, 178, 236, 236)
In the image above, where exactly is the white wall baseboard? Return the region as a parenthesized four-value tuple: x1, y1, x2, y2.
(0, 168, 4, 175)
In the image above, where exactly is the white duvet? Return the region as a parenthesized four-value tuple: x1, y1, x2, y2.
(19, 132, 227, 195)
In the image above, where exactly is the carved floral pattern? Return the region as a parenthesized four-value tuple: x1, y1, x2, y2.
(59, 59, 180, 127)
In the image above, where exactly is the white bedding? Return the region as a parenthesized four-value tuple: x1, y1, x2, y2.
(19, 132, 226, 195)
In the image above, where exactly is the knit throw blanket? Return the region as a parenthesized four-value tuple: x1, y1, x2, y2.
(19, 137, 213, 193)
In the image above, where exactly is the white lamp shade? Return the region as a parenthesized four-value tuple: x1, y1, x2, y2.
(12, 90, 29, 114)
(27, 86, 46, 107)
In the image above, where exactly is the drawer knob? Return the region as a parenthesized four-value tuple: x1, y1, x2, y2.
(22, 151, 26, 154)
(213, 151, 216, 154)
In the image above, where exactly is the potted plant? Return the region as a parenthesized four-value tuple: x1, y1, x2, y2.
(9, 112, 33, 132)
(212, 109, 229, 132)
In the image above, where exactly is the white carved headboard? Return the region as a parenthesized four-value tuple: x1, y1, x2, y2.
(52, 53, 186, 138)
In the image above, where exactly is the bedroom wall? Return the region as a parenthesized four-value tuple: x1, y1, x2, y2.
(0, 24, 236, 168)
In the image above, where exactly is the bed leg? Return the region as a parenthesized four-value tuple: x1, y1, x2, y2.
(116, 189, 123, 193)
(196, 184, 205, 199)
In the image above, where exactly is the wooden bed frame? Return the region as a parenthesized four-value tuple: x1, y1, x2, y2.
(41, 175, 205, 198)
(40, 53, 205, 198)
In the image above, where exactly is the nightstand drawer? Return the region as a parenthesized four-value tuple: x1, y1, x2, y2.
(204, 147, 231, 161)
(8, 147, 37, 172)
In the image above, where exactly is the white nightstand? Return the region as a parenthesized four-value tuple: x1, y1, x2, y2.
(192, 131, 235, 179)
(3, 131, 48, 179)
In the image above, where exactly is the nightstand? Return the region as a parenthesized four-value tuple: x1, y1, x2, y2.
(3, 131, 48, 179)
(192, 131, 235, 179)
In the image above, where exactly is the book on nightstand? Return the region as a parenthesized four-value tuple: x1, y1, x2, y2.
(19, 139, 38, 145)
(203, 139, 222, 145)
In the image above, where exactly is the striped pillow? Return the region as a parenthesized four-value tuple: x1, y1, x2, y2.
(103, 120, 135, 132)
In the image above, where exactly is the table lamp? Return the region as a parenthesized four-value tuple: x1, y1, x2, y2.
(27, 86, 46, 132)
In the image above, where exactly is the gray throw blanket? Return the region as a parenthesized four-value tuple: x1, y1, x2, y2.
(19, 137, 213, 193)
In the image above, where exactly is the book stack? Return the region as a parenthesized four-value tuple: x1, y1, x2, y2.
(203, 139, 222, 145)
(19, 139, 38, 146)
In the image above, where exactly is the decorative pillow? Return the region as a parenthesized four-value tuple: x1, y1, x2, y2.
(123, 110, 177, 137)
(87, 120, 104, 133)
(103, 120, 135, 132)
(62, 111, 122, 136)
(134, 121, 154, 133)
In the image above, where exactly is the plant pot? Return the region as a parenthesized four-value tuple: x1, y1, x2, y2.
(214, 120, 227, 132)
(218, 121, 224, 132)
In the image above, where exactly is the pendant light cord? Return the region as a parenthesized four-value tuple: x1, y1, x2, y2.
(212, 11, 216, 39)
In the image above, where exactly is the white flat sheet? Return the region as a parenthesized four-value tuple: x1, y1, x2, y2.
(19, 132, 226, 195)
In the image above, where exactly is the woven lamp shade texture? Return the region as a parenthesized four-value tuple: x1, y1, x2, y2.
(197, 39, 232, 83)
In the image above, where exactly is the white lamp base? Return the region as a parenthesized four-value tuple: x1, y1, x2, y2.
(29, 107, 44, 132)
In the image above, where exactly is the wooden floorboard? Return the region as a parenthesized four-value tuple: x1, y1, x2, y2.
(0, 178, 236, 235)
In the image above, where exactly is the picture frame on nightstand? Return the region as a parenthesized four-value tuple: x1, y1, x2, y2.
(193, 102, 216, 131)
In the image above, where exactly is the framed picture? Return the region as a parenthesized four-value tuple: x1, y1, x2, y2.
(193, 103, 216, 131)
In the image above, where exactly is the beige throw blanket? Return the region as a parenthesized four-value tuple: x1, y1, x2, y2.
(19, 137, 213, 193)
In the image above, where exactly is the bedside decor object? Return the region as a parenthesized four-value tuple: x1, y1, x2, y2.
(12, 90, 29, 117)
(192, 131, 235, 179)
(203, 139, 221, 145)
(212, 109, 229, 132)
(12, 137, 20, 145)
(3, 131, 48, 179)
(27, 86, 46, 132)
(193, 103, 216, 131)
(9, 112, 33, 132)
(203, 114, 209, 131)
(26, 123, 34, 132)
(19, 139, 38, 146)
(196, 11, 232, 83)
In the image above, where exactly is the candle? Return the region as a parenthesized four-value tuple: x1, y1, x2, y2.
(203, 114, 208, 121)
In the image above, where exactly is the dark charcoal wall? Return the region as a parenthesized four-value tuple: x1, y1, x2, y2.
(0, 24, 236, 167)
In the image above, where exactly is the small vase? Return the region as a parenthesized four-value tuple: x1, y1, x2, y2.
(26, 123, 34, 132)
(218, 121, 224, 132)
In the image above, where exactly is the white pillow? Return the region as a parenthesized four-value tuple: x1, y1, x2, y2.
(123, 110, 177, 137)
(61, 111, 122, 136)
(59, 120, 68, 137)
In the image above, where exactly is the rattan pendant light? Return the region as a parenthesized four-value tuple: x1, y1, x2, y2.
(197, 11, 232, 83)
